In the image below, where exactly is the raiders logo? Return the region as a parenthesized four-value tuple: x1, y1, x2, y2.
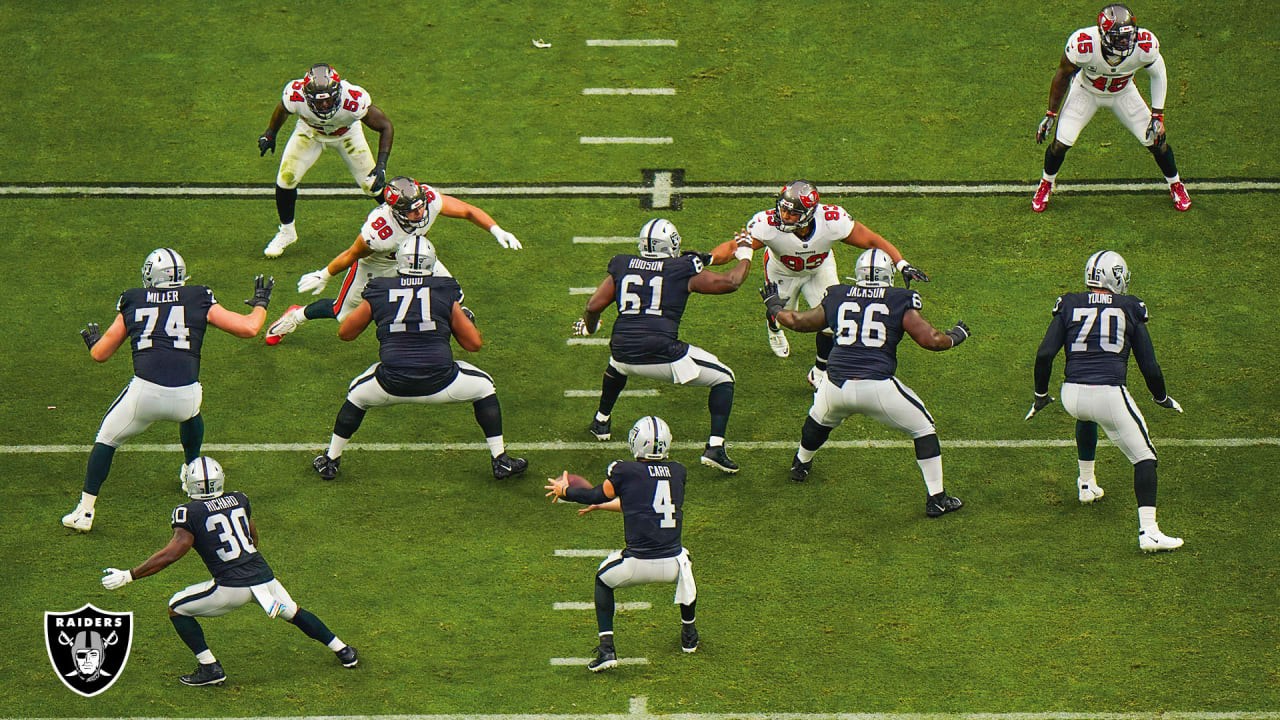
(45, 604, 133, 697)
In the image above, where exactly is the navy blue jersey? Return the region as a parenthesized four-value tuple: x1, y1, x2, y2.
(117, 286, 215, 387)
(821, 284, 922, 382)
(172, 491, 273, 587)
(607, 254, 702, 364)
(364, 275, 462, 395)
(1055, 291, 1149, 385)
(606, 459, 686, 559)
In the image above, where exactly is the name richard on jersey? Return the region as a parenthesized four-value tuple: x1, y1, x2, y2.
(201, 495, 242, 512)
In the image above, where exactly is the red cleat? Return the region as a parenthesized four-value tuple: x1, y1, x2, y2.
(1169, 181, 1191, 211)
(1031, 179, 1054, 212)
(265, 305, 303, 345)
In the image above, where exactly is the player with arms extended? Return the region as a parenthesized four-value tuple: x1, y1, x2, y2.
(1032, 4, 1190, 212)
(1026, 250, 1184, 552)
(763, 249, 968, 517)
(545, 416, 699, 672)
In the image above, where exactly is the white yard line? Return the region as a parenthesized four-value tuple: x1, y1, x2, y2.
(573, 236, 638, 244)
(569, 287, 597, 294)
(550, 657, 649, 666)
(554, 602, 651, 611)
(566, 338, 610, 345)
(587, 39, 678, 46)
(563, 389, 660, 398)
(580, 137, 674, 145)
(583, 88, 676, 95)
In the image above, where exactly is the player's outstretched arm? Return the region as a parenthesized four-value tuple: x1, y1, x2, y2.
(85, 314, 128, 362)
(258, 102, 290, 156)
(208, 276, 273, 337)
(1026, 316, 1066, 419)
(361, 106, 394, 194)
(439, 195, 522, 249)
(451, 302, 482, 351)
(574, 277, 615, 336)
(760, 281, 825, 332)
(691, 239, 752, 295)
(101, 528, 195, 589)
(903, 309, 968, 351)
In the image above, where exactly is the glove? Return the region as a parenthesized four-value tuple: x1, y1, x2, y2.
(367, 161, 387, 195)
(298, 269, 332, 295)
(460, 305, 476, 325)
(944, 320, 969, 347)
(1035, 111, 1057, 144)
(1153, 394, 1183, 413)
(572, 318, 593, 336)
(681, 250, 712, 265)
(258, 132, 276, 156)
(733, 230, 754, 261)
(80, 322, 101, 350)
(1145, 112, 1165, 144)
(490, 225, 522, 250)
(101, 568, 133, 590)
(244, 275, 274, 308)
(1024, 392, 1055, 421)
(898, 262, 930, 289)
(759, 282, 786, 321)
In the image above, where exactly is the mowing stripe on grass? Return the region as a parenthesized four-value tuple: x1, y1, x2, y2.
(554, 601, 651, 610)
(587, 39, 678, 46)
(583, 88, 676, 95)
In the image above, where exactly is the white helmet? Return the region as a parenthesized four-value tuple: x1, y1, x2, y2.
(396, 236, 437, 276)
(628, 415, 672, 461)
(638, 219, 681, 259)
(141, 248, 187, 288)
(1084, 250, 1130, 294)
(183, 456, 225, 500)
(853, 248, 895, 288)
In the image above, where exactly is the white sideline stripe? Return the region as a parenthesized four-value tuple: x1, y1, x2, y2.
(554, 601, 651, 610)
(587, 38, 678, 46)
(564, 389, 660, 398)
(567, 338, 610, 345)
(580, 137, 674, 144)
(584, 88, 676, 95)
(555, 549, 616, 557)
(569, 287, 597, 294)
(5, 438, 1278, 454)
(551, 656, 649, 666)
(21, 709, 1278, 720)
(573, 236, 637, 244)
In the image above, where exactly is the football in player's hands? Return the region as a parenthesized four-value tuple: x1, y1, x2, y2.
(565, 473, 592, 489)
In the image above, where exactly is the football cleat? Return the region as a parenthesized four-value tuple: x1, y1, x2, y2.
(312, 454, 340, 481)
(589, 417, 612, 441)
(790, 455, 812, 483)
(925, 491, 963, 517)
(700, 444, 739, 474)
(1031, 179, 1054, 212)
(265, 305, 305, 345)
(807, 366, 825, 390)
(767, 327, 790, 357)
(61, 507, 94, 532)
(179, 661, 226, 686)
(1169, 181, 1191, 211)
(264, 224, 298, 258)
(1078, 478, 1105, 504)
(335, 645, 359, 668)
(587, 644, 618, 672)
(492, 453, 528, 479)
(681, 624, 699, 653)
(179, 461, 190, 490)
(1139, 528, 1184, 552)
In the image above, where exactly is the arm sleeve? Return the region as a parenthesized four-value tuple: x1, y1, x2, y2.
(1034, 314, 1067, 395)
(564, 485, 609, 505)
(1131, 323, 1167, 400)
(1146, 53, 1168, 109)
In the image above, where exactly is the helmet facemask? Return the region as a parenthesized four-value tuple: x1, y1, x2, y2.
(303, 64, 342, 119)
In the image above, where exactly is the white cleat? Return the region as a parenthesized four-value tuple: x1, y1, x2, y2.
(62, 507, 94, 532)
(1077, 478, 1105, 504)
(263, 224, 298, 258)
(265, 305, 305, 345)
(807, 366, 825, 390)
(180, 461, 191, 490)
(1139, 528, 1184, 552)
(767, 327, 790, 357)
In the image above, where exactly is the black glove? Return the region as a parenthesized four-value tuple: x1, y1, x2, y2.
(1024, 392, 1055, 421)
(1153, 394, 1183, 413)
(80, 322, 101, 350)
(681, 250, 712, 265)
(244, 275, 274, 308)
(944, 320, 969, 347)
(258, 132, 276, 156)
(368, 161, 388, 195)
(460, 305, 476, 325)
(901, 263, 930, 289)
(759, 282, 786, 321)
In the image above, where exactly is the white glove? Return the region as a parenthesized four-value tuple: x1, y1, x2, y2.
(298, 268, 332, 295)
(572, 318, 593, 336)
(490, 225, 522, 250)
(101, 568, 133, 590)
(733, 231, 754, 261)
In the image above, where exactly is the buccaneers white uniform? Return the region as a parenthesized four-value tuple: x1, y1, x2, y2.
(277, 78, 377, 191)
(1055, 26, 1166, 147)
(747, 204, 854, 311)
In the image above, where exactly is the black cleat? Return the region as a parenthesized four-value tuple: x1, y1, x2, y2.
(492, 453, 528, 479)
(681, 624, 699, 653)
(925, 491, 963, 517)
(589, 418, 611, 441)
(312, 454, 340, 480)
(336, 645, 358, 668)
(700, 444, 739, 474)
(790, 454, 812, 482)
(587, 643, 618, 672)
(179, 661, 226, 686)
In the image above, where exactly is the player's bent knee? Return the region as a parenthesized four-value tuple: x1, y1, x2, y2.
(913, 433, 942, 460)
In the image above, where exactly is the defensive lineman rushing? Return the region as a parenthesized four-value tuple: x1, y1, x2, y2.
(101, 457, 358, 686)
(763, 249, 968, 517)
(712, 181, 929, 387)
(264, 176, 521, 344)
(574, 219, 752, 473)
(1026, 251, 1184, 552)
(311, 236, 527, 481)
(63, 250, 272, 533)
(258, 63, 395, 257)
(545, 416, 699, 672)
(1033, 4, 1190, 212)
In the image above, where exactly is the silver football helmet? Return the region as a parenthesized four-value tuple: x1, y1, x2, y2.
(775, 180, 820, 232)
(628, 415, 672, 461)
(1097, 4, 1138, 59)
(638, 218, 681, 259)
(141, 248, 187, 288)
(853, 248, 896, 288)
(1084, 250, 1130, 294)
(183, 456, 225, 500)
(302, 63, 343, 120)
(384, 176, 430, 232)
(396, 236, 437, 276)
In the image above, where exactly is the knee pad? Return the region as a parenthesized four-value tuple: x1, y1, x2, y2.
(913, 433, 942, 460)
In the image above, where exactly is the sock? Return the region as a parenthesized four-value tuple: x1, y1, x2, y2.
(1134, 459, 1158, 506)
(83, 443, 116, 496)
(1166, 173, 1181, 185)
(289, 608, 338, 645)
(327, 434, 349, 459)
(195, 649, 216, 665)
(594, 578, 615, 635)
(1148, 142, 1179, 179)
(79, 491, 98, 512)
(275, 185, 298, 225)
(179, 414, 204, 463)
(473, 394, 503, 439)
(708, 382, 734, 439)
(1138, 506, 1157, 531)
(680, 600, 696, 623)
(1044, 142, 1068, 177)
(594, 411, 610, 423)
(327, 638, 346, 652)
(796, 446, 817, 463)
(597, 367, 627, 418)
(303, 300, 336, 321)
(170, 615, 210, 656)
(486, 436, 505, 458)
(707, 436, 724, 448)
(799, 416, 834, 460)
(1078, 460, 1096, 484)
(914, 434, 944, 496)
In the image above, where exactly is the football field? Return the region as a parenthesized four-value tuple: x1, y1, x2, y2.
(2, 1, 1278, 717)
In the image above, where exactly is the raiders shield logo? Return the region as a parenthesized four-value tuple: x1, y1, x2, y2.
(45, 604, 133, 697)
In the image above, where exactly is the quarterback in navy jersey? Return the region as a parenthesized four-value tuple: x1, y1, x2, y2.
(311, 236, 527, 481)
(546, 416, 699, 672)
(764, 249, 969, 517)
(574, 219, 752, 473)
(100, 457, 357, 686)
(63, 249, 273, 533)
(1027, 251, 1184, 552)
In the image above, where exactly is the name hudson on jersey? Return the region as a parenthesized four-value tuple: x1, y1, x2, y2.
(628, 259, 665, 272)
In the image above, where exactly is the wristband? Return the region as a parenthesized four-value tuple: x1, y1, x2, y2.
(895, 259, 910, 271)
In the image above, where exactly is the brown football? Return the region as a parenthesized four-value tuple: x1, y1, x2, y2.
(564, 473, 593, 489)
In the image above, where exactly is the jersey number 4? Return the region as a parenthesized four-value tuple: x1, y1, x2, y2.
(652, 480, 677, 528)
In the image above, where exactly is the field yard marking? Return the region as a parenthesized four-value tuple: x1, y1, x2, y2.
(555, 549, 617, 557)
(6, 438, 1278, 454)
(564, 389, 660, 398)
(551, 656, 649, 666)
(554, 601, 651, 610)
(567, 338, 610, 345)
(570, 287, 597, 294)
(573, 236, 638, 244)
(587, 39, 678, 46)
(580, 137, 674, 144)
(584, 88, 676, 95)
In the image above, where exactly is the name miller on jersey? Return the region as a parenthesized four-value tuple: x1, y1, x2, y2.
(145, 290, 180, 303)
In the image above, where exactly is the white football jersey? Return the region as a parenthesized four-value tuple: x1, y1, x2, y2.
(1065, 26, 1161, 95)
(746, 205, 855, 275)
(281, 79, 371, 138)
(358, 184, 446, 275)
